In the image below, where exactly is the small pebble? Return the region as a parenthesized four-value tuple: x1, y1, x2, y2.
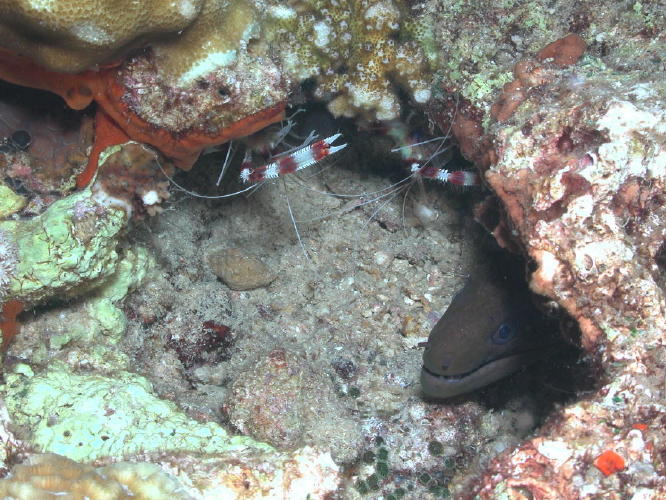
(374, 251, 392, 266)
(206, 247, 276, 290)
(413, 200, 439, 226)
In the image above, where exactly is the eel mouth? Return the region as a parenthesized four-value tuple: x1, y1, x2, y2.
(420, 348, 544, 399)
(422, 364, 470, 382)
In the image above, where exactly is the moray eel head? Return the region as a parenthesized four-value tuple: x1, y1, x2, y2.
(421, 269, 547, 399)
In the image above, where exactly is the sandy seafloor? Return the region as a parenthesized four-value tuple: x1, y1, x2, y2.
(8, 134, 588, 498)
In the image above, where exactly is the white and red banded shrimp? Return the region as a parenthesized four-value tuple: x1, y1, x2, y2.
(156, 125, 348, 259)
(286, 117, 482, 235)
(335, 124, 482, 230)
(157, 127, 347, 198)
(408, 162, 480, 188)
(387, 115, 481, 189)
(239, 133, 347, 184)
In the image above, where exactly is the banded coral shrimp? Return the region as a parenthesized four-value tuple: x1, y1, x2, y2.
(154, 108, 351, 260)
(150, 101, 484, 270)
(293, 113, 484, 241)
(389, 121, 481, 226)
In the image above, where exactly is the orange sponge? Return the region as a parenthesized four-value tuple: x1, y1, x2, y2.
(0, 47, 286, 188)
(0, 299, 23, 351)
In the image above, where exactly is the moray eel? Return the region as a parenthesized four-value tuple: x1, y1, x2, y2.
(421, 266, 550, 399)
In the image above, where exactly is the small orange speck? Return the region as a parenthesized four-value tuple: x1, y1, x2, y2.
(594, 450, 625, 476)
(632, 423, 648, 431)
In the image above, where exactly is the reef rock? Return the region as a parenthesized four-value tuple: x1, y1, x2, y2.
(224, 347, 364, 463)
(474, 70, 666, 499)
(411, 1, 666, 496)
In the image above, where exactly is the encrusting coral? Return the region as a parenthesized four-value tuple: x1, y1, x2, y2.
(266, 0, 432, 120)
(0, 189, 127, 307)
(0, 453, 189, 499)
(0, 181, 25, 218)
(491, 34, 587, 122)
(3, 362, 272, 462)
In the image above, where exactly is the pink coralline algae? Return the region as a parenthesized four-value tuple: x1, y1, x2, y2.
(470, 50, 666, 500)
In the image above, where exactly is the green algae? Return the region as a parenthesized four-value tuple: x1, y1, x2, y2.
(3, 362, 273, 462)
(0, 189, 128, 306)
(0, 182, 25, 218)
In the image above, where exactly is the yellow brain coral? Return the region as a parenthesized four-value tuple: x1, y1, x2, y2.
(268, 0, 431, 121)
(151, 0, 260, 85)
(0, 0, 203, 72)
(0, 453, 189, 500)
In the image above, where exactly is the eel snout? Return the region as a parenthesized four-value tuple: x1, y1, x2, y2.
(420, 266, 551, 399)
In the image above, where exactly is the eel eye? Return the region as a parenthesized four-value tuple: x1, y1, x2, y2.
(491, 323, 515, 345)
(10, 130, 31, 151)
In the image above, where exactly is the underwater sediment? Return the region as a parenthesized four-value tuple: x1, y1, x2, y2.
(0, 0, 664, 498)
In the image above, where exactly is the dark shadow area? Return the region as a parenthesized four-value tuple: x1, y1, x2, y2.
(654, 239, 666, 292)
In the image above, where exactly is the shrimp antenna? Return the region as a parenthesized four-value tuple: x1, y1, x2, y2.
(215, 141, 235, 186)
(282, 177, 310, 261)
(155, 154, 259, 199)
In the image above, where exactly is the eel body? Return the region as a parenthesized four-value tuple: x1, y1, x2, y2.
(421, 266, 550, 399)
